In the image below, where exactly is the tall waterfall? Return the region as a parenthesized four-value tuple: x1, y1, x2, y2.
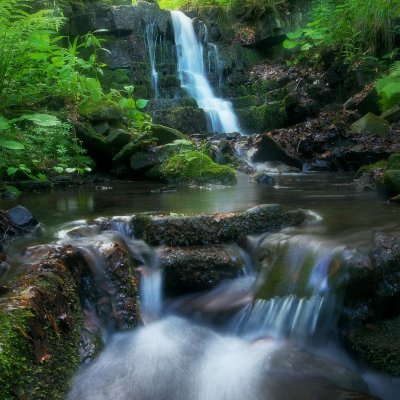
(171, 11, 241, 134)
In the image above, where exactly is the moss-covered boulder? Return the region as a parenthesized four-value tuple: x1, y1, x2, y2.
(0, 246, 88, 400)
(380, 104, 400, 123)
(130, 204, 305, 246)
(383, 170, 400, 195)
(106, 129, 134, 148)
(150, 124, 186, 144)
(387, 153, 400, 170)
(78, 100, 123, 121)
(160, 151, 237, 185)
(350, 113, 390, 137)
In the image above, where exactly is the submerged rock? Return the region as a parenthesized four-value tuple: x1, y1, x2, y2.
(131, 204, 305, 246)
(0, 206, 39, 243)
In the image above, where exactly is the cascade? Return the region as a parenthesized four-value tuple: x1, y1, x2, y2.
(145, 21, 160, 99)
(171, 11, 241, 134)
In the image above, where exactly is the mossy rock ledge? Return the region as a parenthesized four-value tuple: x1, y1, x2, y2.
(130, 204, 305, 246)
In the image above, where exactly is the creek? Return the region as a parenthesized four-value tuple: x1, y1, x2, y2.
(1, 172, 400, 399)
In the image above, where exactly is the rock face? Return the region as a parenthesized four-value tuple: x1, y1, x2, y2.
(350, 113, 391, 137)
(131, 204, 305, 246)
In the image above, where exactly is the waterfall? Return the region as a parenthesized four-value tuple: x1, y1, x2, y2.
(145, 21, 160, 99)
(207, 43, 223, 88)
(171, 11, 241, 134)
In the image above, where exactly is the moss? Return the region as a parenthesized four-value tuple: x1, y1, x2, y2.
(79, 99, 123, 121)
(150, 124, 186, 144)
(387, 153, 400, 170)
(100, 69, 130, 92)
(384, 170, 400, 195)
(354, 159, 387, 178)
(0, 254, 83, 400)
(160, 151, 237, 185)
(232, 95, 260, 108)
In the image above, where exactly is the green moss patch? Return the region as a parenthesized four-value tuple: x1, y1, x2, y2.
(354, 159, 387, 178)
(160, 151, 237, 185)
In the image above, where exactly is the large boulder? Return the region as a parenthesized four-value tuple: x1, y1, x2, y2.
(350, 113, 390, 137)
(250, 133, 302, 168)
(383, 170, 400, 195)
(387, 153, 400, 170)
(130, 204, 305, 246)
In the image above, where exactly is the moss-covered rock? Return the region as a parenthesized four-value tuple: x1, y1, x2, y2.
(383, 170, 400, 195)
(350, 113, 390, 137)
(354, 159, 387, 179)
(380, 104, 400, 123)
(387, 153, 400, 170)
(79, 100, 123, 121)
(232, 95, 260, 109)
(0, 247, 88, 400)
(106, 129, 134, 148)
(130, 204, 305, 246)
(160, 151, 237, 185)
(150, 124, 186, 144)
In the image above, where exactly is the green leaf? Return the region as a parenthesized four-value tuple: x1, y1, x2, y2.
(286, 29, 303, 40)
(124, 85, 135, 95)
(0, 140, 25, 150)
(283, 39, 298, 49)
(301, 43, 313, 51)
(65, 167, 76, 173)
(28, 52, 49, 60)
(7, 167, 18, 175)
(136, 99, 148, 109)
(36, 173, 48, 181)
(53, 166, 64, 173)
(0, 117, 10, 132)
(19, 113, 61, 126)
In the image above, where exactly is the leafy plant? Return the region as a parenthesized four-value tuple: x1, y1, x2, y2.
(376, 62, 400, 111)
(117, 86, 152, 131)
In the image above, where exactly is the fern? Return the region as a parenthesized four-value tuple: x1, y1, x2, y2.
(376, 62, 400, 111)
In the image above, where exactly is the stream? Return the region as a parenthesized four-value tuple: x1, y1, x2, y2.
(1, 172, 400, 399)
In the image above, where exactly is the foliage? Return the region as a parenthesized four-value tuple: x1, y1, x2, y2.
(0, 114, 93, 181)
(376, 62, 400, 111)
(161, 150, 237, 185)
(0, 0, 108, 112)
(116, 86, 152, 131)
(283, 0, 400, 69)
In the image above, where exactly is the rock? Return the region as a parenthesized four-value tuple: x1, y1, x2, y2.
(129, 151, 160, 171)
(106, 129, 133, 148)
(380, 104, 400, 123)
(387, 153, 400, 170)
(161, 245, 243, 295)
(254, 171, 276, 185)
(160, 151, 237, 185)
(0, 246, 88, 399)
(251, 133, 302, 169)
(390, 194, 400, 204)
(99, 37, 131, 69)
(150, 124, 186, 144)
(7, 205, 38, 231)
(131, 204, 305, 246)
(75, 122, 113, 168)
(79, 100, 123, 121)
(94, 121, 110, 136)
(343, 84, 380, 115)
(112, 132, 157, 166)
(350, 113, 390, 137)
(153, 106, 208, 134)
(383, 170, 400, 195)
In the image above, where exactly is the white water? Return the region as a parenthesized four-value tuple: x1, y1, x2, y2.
(171, 11, 241, 134)
(145, 21, 160, 99)
(63, 218, 399, 400)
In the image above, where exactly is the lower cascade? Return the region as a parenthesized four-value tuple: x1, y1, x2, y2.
(59, 215, 398, 400)
(171, 10, 241, 134)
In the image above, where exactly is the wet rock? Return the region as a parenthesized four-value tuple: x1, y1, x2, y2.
(339, 231, 400, 375)
(254, 171, 276, 185)
(350, 113, 390, 137)
(0, 246, 89, 399)
(131, 204, 305, 246)
(7, 205, 38, 231)
(106, 129, 133, 148)
(130, 151, 160, 171)
(161, 246, 243, 295)
(251, 133, 302, 169)
(94, 121, 110, 136)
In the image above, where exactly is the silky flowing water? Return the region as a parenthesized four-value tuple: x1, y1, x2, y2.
(1, 172, 400, 399)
